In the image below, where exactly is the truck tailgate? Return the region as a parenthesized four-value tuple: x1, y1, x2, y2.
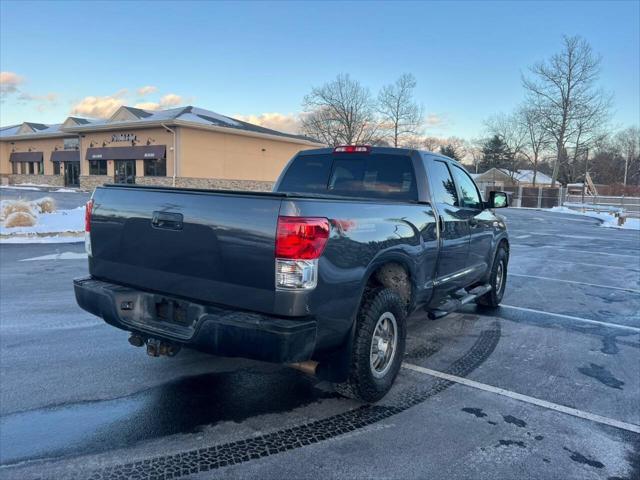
(89, 186, 282, 313)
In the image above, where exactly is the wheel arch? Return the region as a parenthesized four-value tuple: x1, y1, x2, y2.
(361, 255, 416, 312)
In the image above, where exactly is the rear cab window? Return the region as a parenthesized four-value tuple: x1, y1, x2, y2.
(277, 153, 418, 201)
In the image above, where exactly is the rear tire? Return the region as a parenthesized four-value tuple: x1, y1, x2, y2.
(335, 288, 406, 403)
(476, 246, 508, 308)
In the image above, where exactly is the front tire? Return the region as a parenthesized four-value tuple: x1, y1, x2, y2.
(476, 246, 508, 308)
(335, 288, 406, 403)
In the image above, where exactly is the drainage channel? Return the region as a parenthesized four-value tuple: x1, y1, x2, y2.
(40, 322, 502, 480)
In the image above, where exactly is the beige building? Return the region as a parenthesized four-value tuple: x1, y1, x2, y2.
(0, 106, 323, 191)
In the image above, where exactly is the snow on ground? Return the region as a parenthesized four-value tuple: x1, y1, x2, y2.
(53, 188, 80, 193)
(0, 185, 43, 191)
(550, 206, 640, 230)
(1, 206, 84, 243)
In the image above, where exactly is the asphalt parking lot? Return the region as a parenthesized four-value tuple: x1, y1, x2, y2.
(0, 196, 638, 479)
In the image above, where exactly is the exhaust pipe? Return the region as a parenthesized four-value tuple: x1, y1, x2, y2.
(128, 334, 145, 347)
(288, 360, 318, 376)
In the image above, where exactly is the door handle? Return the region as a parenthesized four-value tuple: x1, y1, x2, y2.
(151, 211, 183, 230)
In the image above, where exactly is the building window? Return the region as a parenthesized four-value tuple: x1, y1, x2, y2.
(53, 162, 61, 175)
(64, 138, 79, 150)
(38, 162, 44, 175)
(12, 162, 18, 174)
(144, 158, 166, 177)
(89, 160, 107, 175)
(28, 162, 35, 175)
(20, 162, 26, 174)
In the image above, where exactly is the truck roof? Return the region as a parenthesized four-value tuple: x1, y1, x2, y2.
(298, 146, 454, 162)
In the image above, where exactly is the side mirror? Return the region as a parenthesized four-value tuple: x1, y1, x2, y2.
(488, 191, 508, 209)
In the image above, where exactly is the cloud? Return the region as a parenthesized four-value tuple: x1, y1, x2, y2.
(424, 113, 450, 130)
(1, 71, 25, 97)
(133, 102, 161, 111)
(18, 92, 58, 102)
(134, 93, 187, 111)
(17, 92, 59, 112)
(234, 112, 300, 134)
(159, 93, 184, 107)
(70, 89, 128, 118)
(136, 85, 158, 96)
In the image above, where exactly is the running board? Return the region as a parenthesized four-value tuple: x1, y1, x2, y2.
(426, 284, 492, 320)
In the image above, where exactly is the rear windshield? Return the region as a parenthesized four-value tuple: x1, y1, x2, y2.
(277, 153, 417, 201)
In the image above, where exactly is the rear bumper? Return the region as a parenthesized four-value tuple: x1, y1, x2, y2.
(73, 276, 317, 363)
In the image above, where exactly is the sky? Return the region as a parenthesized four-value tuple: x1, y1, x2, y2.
(0, 0, 638, 139)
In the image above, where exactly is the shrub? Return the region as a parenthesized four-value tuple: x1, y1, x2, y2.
(4, 211, 37, 228)
(33, 196, 56, 213)
(1, 200, 36, 218)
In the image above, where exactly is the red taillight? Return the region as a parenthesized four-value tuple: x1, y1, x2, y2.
(333, 145, 371, 154)
(275, 216, 330, 259)
(85, 199, 94, 232)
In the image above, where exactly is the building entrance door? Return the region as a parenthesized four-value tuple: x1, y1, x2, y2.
(64, 162, 80, 187)
(114, 160, 136, 184)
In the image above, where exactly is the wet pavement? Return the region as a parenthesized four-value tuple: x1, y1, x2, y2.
(0, 206, 638, 479)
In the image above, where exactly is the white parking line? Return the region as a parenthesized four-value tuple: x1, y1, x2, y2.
(515, 235, 531, 239)
(511, 258, 639, 271)
(534, 246, 640, 259)
(402, 363, 640, 434)
(509, 273, 640, 294)
(499, 304, 640, 333)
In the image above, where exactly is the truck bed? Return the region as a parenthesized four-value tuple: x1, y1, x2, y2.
(88, 184, 426, 318)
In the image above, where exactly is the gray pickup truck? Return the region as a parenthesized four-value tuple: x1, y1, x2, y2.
(75, 145, 509, 402)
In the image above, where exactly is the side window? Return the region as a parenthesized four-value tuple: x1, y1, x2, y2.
(451, 165, 482, 209)
(429, 160, 458, 206)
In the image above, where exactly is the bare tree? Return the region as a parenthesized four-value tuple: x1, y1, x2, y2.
(562, 100, 608, 184)
(377, 74, 424, 147)
(615, 126, 640, 188)
(522, 35, 611, 186)
(301, 74, 379, 146)
(518, 106, 552, 185)
(484, 112, 528, 179)
(422, 136, 443, 152)
(467, 138, 484, 173)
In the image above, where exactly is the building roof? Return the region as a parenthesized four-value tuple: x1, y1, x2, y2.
(0, 122, 69, 138)
(0, 105, 322, 145)
(505, 169, 554, 184)
(475, 167, 554, 185)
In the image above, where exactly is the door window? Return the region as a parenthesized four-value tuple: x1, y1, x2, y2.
(115, 160, 136, 184)
(451, 165, 482, 209)
(429, 161, 458, 206)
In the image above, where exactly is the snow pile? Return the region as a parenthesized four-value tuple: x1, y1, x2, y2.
(550, 206, 640, 230)
(1, 198, 84, 242)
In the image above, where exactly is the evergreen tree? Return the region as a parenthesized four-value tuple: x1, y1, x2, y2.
(440, 144, 462, 161)
(479, 135, 511, 172)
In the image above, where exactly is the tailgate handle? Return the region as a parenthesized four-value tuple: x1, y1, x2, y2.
(151, 211, 183, 230)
